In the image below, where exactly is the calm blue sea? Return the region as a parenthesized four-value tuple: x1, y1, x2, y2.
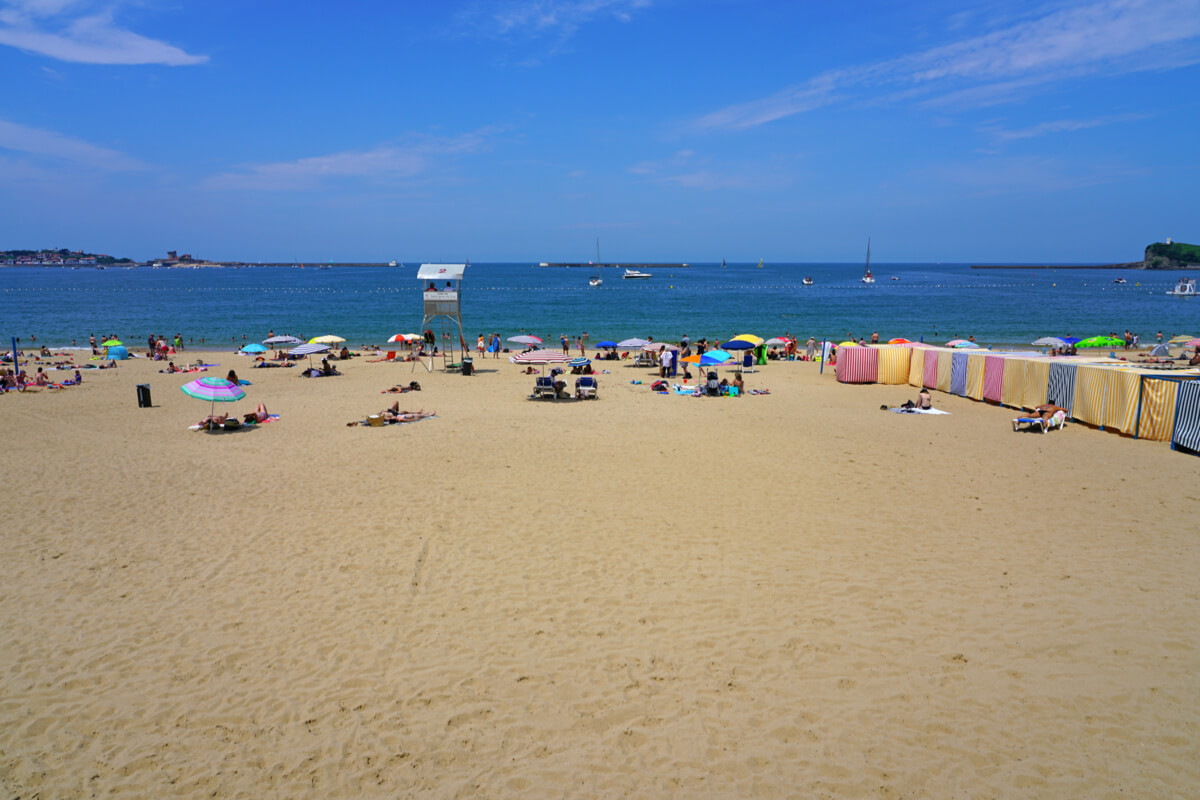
(2, 263, 1196, 350)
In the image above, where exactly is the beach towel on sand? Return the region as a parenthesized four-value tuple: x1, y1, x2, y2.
(890, 407, 950, 415)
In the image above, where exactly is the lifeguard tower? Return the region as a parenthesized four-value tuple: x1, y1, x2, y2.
(417, 263, 468, 372)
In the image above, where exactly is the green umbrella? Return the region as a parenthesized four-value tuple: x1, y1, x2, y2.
(1076, 336, 1124, 348)
(102, 338, 122, 346)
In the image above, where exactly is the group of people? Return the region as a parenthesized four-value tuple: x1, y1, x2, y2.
(1, 366, 84, 390)
(196, 403, 271, 430)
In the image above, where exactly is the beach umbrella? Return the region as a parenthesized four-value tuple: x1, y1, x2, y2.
(1032, 337, 1069, 347)
(508, 335, 542, 346)
(595, 340, 618, 348)
(181, 376, 245, 421)
(721, 339, 754, 350)
(764, 338, 789, 346)
(568, 357, 591, 367)
(102, 339, 122, 346)
(510, 350, 571, 364)
(289, 341, 330, 368)
(1169, 334, 1195, 344)
(617, 338, 650, 348)
(240, 343, 267, 353)
(643, 342, 679, 351)
(510, 349, 572, 374)
(1076, 336, 1124, 348)
(838, 341, 857, 347)
(682, 349, 732, 367)
(1185, 339, 1200, 347)
(888, 338, 911, 344)
(106, 345, 129, 360)
(947, 340, 982, 348)
(263, 335, 302, 346)
(732, 334, 764, 346)
(1058, 337, 1081, 345)
(309, 335, 345, 345)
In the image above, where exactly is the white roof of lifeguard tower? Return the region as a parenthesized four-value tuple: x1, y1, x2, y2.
(417, 263, 467, 280)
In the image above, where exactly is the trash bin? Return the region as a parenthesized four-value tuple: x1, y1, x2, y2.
(461, 357, 474, 376)
(136, 383, 152, 408)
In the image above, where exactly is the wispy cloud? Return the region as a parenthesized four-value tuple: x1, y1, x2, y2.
(698, 0, 1200, 130)
(980, 112, 1149, 141)
(458, 0, 650, 47)
(205, 131, 495, 192)
(0, 0, 206, 65)
(627, 148, 786, 191)
(0, 118, 145, 169)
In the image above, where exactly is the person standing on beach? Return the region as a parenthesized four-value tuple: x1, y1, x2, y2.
(561, 334, 568, 354)
(806, 337, 816, 360)
(89, 334, 97, 354)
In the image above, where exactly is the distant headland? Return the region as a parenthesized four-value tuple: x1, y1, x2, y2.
(1, 248, 134, 266)
(973, 239, 1199, 270)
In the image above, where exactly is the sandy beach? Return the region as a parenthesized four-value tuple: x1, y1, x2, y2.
(2, 350, 1198, 798)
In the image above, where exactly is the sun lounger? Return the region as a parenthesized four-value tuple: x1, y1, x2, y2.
(533, 376, 557, 399)
(575, 375, 598, 399)
(1012, 411, 1066, 432)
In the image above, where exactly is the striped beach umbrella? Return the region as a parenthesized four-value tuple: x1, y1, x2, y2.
(732, 334, 764, 346)
(264, 335, 302, 346)
(568, 357, 591, 367)
(510, 350, 572, 364)
(289, 341, 331, 368)
(181, 376, 245, 420)
(617, 338, 650, 348)
(508, 335, 543, 346)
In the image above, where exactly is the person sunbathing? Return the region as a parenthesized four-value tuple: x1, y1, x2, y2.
(197, 413, 229, 429)
(381, 402, 435, 422)
(242, 403, 270, 423)
(1033, 402, 1067, 421)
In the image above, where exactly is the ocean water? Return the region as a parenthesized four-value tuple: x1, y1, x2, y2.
(2, 263, 1195, 350)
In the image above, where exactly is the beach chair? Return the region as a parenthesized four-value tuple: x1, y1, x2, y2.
(575, 375, 598, 399)
(533, 376, 557, 399)
(741, 351, 755, 373)
(1012, 411, 1067, 433)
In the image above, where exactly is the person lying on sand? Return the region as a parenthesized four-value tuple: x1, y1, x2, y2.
(197, 413, 229, 428)
(242, 403, 270, 423)
(381, 402, 435, 423)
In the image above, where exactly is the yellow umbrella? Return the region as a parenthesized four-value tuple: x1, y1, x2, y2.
(838, 340, 857, 346)
(309, 335, 346, 345)
(1169, 334, 1195, 344)
(732, 334, 764, 346)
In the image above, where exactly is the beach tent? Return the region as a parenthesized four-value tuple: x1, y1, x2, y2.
(107, 345, 129, 360)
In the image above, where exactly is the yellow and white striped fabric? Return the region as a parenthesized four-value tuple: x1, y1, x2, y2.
(877, 346, 911, 384)
(965, 353, 986, 400)
(1022, 359, 1050, 410)
(936, 348, 953, 392)
(1136, 376, 1180, 441)
(1001, 358, 1026, 408)
(908, 347, 925, 387)
(1072, 365, 1140, 431)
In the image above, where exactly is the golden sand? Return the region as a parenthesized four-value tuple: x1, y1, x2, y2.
(2, 352, 1198, 798)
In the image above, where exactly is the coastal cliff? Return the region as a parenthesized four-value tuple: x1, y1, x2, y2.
(1144, 241, 1200, 269)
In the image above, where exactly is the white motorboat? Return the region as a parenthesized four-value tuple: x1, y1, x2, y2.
(623, 268, 652, 279)
(802, 276, 814, 286)
(388, 260, 398, 267)
(1166, 278, 1196, 296)
(1112, 277, 1126, 284)
(589, 238, 603, 286)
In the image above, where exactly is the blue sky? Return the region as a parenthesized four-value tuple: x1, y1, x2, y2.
(1, 0, 1198, 262)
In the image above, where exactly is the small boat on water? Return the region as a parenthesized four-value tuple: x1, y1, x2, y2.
(589, 238, 603, 287)
(623, 268, 652, 279)
(1166, 278, 1196, 296)
(1113, 277, 1126, 284)
(389, 260, 398, 267)
(802, 276, 814, 286)
(757, 258, 764, 269)
(861, 237, 875, 284)
(721, 258, 727, 268)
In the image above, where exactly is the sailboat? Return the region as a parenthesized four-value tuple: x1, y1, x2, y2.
(721, 258, 726, 268)
(589, 238, 603, 287)
(757, 258, 764, 269)
(861, 238, 875, 284)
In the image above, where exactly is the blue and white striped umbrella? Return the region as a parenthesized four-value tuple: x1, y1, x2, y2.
(288, 342, 330, 356)
(569, 357, 591, 367)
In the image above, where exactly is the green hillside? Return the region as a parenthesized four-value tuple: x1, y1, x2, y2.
(1145, 241, 1200, 267)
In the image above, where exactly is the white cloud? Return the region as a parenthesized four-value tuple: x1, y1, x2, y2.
(0, 1, 206, 65)
(697, 0, 1200, 130)
(459, 0, 651, 42)
(205, 132, 494, 192)
(0, 118, 145, 170)
(981, 112, 1149, 141)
